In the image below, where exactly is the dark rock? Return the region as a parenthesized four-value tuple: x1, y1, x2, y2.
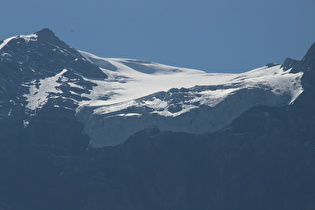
(266, 62, 279, 68)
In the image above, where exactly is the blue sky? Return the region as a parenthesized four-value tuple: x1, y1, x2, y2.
(1, 0, 315, 73)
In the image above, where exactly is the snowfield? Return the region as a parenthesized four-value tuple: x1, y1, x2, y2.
(75, 51, 303, 147)
(79, 51, 303, 110)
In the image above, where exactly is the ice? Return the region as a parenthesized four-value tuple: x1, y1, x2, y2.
(77, 51, 304, 147)
(79, 51, 303, 116)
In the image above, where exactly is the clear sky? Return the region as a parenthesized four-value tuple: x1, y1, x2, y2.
(1, 0, 315, 73)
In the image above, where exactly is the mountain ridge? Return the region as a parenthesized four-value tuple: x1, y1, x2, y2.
(1, 29, 315, 210)
(0, 29, 307, 147)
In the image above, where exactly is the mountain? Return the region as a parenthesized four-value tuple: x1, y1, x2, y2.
(0, 29, 315, 210)
(77, 51, 302, 147)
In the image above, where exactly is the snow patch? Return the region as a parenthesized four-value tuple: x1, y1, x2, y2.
(68, 82, 83, 89)
(0, 34, 38, 51)
(23, 120, 29, 128)
(0, 37, 14, 51)
(116, 113, 142, 117)
(19, 34, 38, 43)
(8, 109, 13, 117)
(23, 69, 68, 112)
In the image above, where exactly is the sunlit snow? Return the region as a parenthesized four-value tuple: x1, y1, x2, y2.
(23, 69, 68, 112)
(19, 34, 38, 43)
(79, 51, 303, 117)
(0, 34, 38, 51)
(0, 37, 14, 51)
(75, 51, 304, 147)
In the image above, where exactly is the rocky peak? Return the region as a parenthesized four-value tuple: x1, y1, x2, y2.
(279, 42, 315, 95)
(0, 29, 107, 118)
(302, 42, 315, 69)
(0, 28, 107, 80)
(35, 28, 56, 38)
(34, 28, 75, 54)
(282, 42, 315, 73)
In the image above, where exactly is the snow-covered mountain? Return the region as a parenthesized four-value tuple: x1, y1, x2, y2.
(0, 29, 106, 118)
(1, 29, 315, 210)
(77, 51, 303, 147)
(0, 29, 304, 148)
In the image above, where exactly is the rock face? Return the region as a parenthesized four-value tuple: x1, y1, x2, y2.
(0, 29, 315, 210)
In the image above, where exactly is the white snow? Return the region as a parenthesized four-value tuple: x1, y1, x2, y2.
(0, 34, 38, 51)
(19, 34, 38, 43)
(116, 113, 142, 117)
(79, 57, 236, 108)
(23, 120, 29, 128)
(8, 109, 13, 117)
(79, 51, 303, 116)
(0, 37, 14, 51)
(143, 98, 169, 110)
(68, 82, 83, 89)
(23, 69, 68, 112)
(76, 51, 304, 147)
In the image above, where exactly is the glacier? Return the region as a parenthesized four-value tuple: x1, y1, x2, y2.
(75, 51, 303, 148)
